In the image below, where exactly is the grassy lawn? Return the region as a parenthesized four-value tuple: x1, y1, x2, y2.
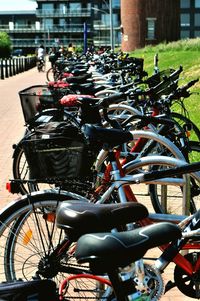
(130, 38, 200, 132)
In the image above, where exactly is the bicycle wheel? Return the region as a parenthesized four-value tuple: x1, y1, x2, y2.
(46, 67, 55, 82)
(60, 274, 112, 301)
(0, 190, 88, 283)
(188, 141, 200, 162)
(101, 104, 142, 130)
(171, 112, 200, 142)
(122, 156, 200, 215)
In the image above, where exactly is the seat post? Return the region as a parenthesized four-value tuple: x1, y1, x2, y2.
(107, 269, 128, 301)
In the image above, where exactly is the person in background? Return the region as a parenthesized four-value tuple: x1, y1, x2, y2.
(67, 43, 75, 55)
(36, 45, 45, 60)
(59, 45, 67, 57)
(48, 46, 57, 67)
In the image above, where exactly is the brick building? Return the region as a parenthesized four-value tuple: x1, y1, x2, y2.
(121, 0, 180, 51)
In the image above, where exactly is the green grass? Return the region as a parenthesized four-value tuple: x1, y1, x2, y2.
(129, 38, 200, 132)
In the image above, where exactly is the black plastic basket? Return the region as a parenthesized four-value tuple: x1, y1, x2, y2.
(19, 85, 53, 123)
(146, 69, 176, 88)
(22, 126, 96, 181)
(146, 68, 180, 98)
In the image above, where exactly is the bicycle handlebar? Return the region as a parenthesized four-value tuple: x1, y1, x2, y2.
(142, 160, 200, 182)
(164, 78, 199, 103)
(99, 92, 126, 108)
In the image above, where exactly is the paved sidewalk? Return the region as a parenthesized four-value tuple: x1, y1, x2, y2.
(0, 63, 50, 206)
(0, 63, 196, 301)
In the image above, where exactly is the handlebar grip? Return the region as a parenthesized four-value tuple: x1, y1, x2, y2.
(184, 78, 199, 90)
(171, 78, 199, 100)
(169, 65, 183, 79)
(101, 92, 126, 107)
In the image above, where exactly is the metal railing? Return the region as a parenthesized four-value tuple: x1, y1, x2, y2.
(36, 8, 91, 17)
(0, 56, 36, 80)
(0, 24, 90, 33)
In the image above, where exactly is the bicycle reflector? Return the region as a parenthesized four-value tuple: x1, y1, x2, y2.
(22, 229, 33, 245)
(183, 123, 192, 138)
(43, 212, 56, 223)
(6, 181, 21, 194)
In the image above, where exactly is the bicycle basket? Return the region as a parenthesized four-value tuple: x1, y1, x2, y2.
(22, 122, 97, 181)
(146, 69, 176, 88)
(0, 279, 58, 301)
(19, 85, 53, 123)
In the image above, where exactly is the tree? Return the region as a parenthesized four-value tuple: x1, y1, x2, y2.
(0, 32, 11, 58)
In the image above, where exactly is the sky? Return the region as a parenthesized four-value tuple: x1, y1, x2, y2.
(0, 0, 37, 11)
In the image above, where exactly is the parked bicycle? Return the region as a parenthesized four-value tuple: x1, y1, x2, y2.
(3, 88, 200, 295)
(2, 156, 200, 299)
(75, 205, 200, 300)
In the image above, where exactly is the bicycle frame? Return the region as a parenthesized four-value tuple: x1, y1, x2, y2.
(94, 150, 200, 291)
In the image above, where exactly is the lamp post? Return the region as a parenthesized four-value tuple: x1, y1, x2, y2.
(109, 0, 114, 50)
(92, 0, 114, 50)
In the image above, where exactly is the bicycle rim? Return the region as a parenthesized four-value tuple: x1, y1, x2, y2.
(60, 274, 112, 301)
(123, 156, 200, 215)
(46, 67, 55, 82)
(0, 190, 88, 283)
(171, 112, 200, 142)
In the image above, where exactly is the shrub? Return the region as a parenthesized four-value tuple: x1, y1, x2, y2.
(0, 32, 12, 58)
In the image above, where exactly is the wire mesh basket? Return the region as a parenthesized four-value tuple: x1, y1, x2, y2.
(22, 123, 96, 182)
(19, 85, 53, 123)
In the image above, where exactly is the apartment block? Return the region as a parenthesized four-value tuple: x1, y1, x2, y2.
(0, 0, 121, 54)
(0, 0, 200, 54)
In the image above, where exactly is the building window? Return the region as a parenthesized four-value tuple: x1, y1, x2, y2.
(59, 4, 67, 13)
(69, 3, 81, 10)
(42, 3, 53, 11)
(195, 0, 200, 8)
(146, 18, 156, 39)
(181, 30, 190, 38)
(195, 13, 200, 26)
(194, 30, 200, 37)
(112, 0, 120, 8)
(181, 0, 191, 8)
(43, 18, 53, 30)
(181, 14, 190, 26)
(101, 13, 118, 27)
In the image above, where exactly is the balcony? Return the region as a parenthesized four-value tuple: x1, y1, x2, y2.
(0, 24, 89, 34)
(11, 37, 85, 48)
(36, 8, 91, 18)
(0, 25, 38, 33)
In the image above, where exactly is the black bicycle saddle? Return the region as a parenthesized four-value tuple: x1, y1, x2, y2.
(56, 201, 148, 240)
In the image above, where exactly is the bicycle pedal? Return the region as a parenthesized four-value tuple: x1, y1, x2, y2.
(165, 280, 176, 293)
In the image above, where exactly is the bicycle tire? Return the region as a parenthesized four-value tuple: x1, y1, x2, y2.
(148, 141, 200, 214)
(46, 67, 55, 82)
(122, 156, 200, 215)
(0, 190, 88, 283)
(12, 143, 30, 194)
(59, 274, 112, 301)
(171, 112, 200, 142)
(188, 141, 200, 162)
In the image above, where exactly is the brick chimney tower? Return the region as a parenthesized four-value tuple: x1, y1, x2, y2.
(121, 0, 180, 52)
(121, 0, 145, 52)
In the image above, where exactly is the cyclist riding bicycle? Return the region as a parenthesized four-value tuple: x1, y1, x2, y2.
(36, 45, 45, 72)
